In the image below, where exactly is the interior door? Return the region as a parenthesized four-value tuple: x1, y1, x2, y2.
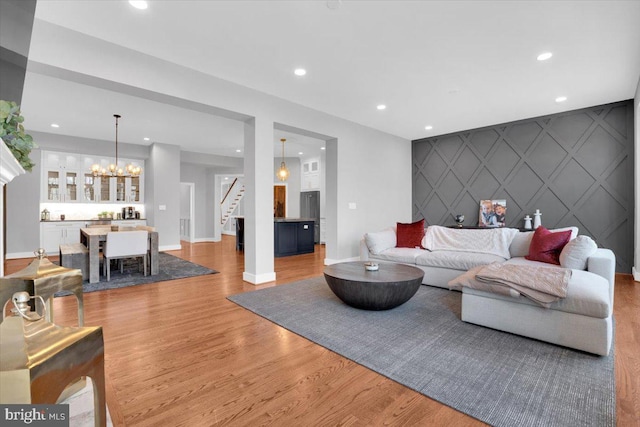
(274, 185, 286, 218)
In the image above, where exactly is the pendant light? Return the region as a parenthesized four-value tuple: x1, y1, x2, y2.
(90, 114, 142, 177)
(277, 138, 289, 181)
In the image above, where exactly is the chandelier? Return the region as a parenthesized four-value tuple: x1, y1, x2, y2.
(90, 114, 142, 177)
(276, 138, 289, 181)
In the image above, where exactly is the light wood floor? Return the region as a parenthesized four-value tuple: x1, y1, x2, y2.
(4, 236, 639, 426)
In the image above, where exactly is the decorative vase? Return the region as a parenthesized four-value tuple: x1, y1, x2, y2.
(524, 215, 532, 229)
(533, 209, 542, 229)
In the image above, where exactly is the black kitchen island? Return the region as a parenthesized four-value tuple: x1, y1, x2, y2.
(274, 218, 315, 257)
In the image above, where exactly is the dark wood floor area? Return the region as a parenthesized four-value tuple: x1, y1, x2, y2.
(4, 235, 639, 426)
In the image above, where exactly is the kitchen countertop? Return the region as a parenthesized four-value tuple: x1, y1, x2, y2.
(40, 218, 146, 223)
(235, 217, 315, 223)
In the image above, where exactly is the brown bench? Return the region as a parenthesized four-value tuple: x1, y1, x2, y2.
(59, 243, 89, 280)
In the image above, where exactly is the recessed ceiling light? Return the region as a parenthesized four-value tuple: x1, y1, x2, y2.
(50, 123, 59, 128)
(224, 177, 229, 180)
(376, 104, 386, 110)
(425, 125, 433, 130)
(143, 137, 150, 141)
(298, 152, 303, 155)
(320, 147, 325, 150)
(555, 96, 567, 103)
(294, 68, 307, 76)
(537, 52, 553, 61)
(235, 149, 242, 153)
(129, 1, 148, 10)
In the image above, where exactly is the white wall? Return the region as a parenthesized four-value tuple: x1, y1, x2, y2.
(25, 22, 412, 280)
(634, 76, 640, 282)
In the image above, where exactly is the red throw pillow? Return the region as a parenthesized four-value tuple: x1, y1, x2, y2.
(525, 226, 571, 265)
(396, 219, 425, 248)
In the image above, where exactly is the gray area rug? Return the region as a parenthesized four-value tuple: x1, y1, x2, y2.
(228, 277, 615, 427)
(81, 253, 217, 293)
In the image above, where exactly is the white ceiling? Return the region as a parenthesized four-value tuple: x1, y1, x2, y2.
(20, 0, 640, 160)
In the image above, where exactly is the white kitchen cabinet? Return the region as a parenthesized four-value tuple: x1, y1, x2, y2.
(42, 152, 83, 203)
(42, 150, 144, 204)
(302, 159, 321, 190)
(40, 221, 83, 255)
(114, 174, 144, 203)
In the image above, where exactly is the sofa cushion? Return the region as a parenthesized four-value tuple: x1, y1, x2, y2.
(372, 247, 425, 264)
(526, 226, 571, 265)
(365, 228, 397, 255)
(509, 231, 534, 257)
(560, 235, 597, 270)
(416, 250, 505, 271)
(464, 261, 610, 318)
(396, 219, 425, 248)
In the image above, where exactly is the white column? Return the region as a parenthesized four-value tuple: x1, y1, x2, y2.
(242, 117, 276, 284)
(1, 142, 26, 276)
(634, 84, 640, 282)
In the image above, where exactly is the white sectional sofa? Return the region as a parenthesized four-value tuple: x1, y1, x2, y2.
(360, 225, 616, 356)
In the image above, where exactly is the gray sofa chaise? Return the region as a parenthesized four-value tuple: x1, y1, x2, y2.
(360, 225, 615, 356)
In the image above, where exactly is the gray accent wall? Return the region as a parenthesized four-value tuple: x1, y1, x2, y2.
(413, 100, 634, 273)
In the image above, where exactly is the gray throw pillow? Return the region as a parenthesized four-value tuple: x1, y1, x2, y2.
(559, 235, 597, 270)
(365, 228, 396, 255)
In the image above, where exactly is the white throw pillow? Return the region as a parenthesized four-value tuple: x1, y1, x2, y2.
(559, 235, 597, 270)
(365, 228, 397, 255)
(509, 231, 534, 257)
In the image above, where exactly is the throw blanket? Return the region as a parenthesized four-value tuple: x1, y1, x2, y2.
(475, 263, 571, 307)
(423, 225, 518, 259)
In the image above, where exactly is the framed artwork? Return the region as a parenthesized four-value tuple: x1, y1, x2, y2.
(478, 199, 506, 227)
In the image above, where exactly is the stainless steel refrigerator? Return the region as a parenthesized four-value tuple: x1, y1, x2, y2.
(300, 191, 320, 244)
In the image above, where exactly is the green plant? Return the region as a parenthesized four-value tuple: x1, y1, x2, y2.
(0, 100, 37, 171)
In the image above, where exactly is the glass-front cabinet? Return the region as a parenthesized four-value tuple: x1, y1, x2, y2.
(128, 175, 141, 203)
(42, 152, 81, 202)
(83, 173, 98, 202)
(42, 150, 144, 203)
(113, 175, 142, 203)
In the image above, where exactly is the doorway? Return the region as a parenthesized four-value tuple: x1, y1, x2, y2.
(180, 182, 195, 242)
(274, 184, 286, 218)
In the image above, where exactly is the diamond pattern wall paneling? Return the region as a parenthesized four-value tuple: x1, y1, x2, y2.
(412, 100, 634, 273)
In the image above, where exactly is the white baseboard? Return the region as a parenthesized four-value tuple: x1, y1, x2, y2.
(6, 251, 38, 260)
(633, 267, 640, 282)
(324, 256, 360, 265)
(159, 244, 182, 251)
(192, 237, 220, 243)
(243, 271, 276, 284)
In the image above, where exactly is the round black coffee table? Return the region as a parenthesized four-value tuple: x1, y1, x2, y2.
(323, 261, 424, 310)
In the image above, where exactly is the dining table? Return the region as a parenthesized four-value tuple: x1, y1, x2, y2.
(80, 228, 159, 283)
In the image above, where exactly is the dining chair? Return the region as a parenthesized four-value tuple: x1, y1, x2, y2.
(135, 225, 156, 267)
(103, 230, 148, 281)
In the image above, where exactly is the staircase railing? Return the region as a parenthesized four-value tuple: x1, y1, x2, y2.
(220, 178, 245, 226)
(221, 178, 238, 206)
